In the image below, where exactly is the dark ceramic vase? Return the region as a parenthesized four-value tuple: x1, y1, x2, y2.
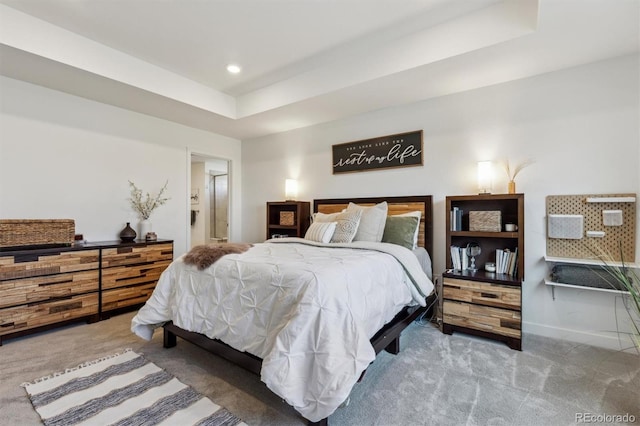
(119, 222, 137, 242)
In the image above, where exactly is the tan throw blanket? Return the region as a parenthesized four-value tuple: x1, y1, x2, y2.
(183, 243, 253, 270)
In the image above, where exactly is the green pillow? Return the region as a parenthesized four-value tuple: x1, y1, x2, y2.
(382, 216, 419, 250)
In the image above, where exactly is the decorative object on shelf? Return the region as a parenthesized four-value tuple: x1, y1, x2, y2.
(279, 211, 295, 226)
(139, 219, 151, 240)
(332, 130, 423, 174)
(0, 219, 75, 248)
(477, 161, 493, 194)
(285, 179, 298, 201)
(128, 180, 170, 220)
(466, 242, 481, 271)
(602, 210, 623, 226)
(485, 262, 496, 272)
(469, 210, 501, 232)
(505, 223, 518, 232)
(128, 180, 169, 240)
(502, 159, 533, 194)
(119, 222, 137, 242)
(145, 231, 157, 241)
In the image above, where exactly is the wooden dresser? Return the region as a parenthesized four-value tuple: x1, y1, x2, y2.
(0, 239, 173, 345)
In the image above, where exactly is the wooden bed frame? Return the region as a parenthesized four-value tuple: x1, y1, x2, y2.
(163, 195, 434, 426)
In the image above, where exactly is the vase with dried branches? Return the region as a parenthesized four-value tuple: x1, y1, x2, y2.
(502, 159, 534, 194)
(128, 180, 170, 239)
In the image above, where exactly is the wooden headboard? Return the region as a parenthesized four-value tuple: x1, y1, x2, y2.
(313, 195, 433, 260)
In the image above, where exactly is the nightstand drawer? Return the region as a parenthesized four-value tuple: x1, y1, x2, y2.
(443, 277, 520, 310)
(443, 300, 521, 338)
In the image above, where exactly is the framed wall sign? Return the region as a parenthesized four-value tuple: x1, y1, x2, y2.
(332, 130, 423, 174)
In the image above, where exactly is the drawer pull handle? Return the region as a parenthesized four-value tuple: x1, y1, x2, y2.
(480, 292, 498, 299)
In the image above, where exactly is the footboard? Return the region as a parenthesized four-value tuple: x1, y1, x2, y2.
(162, 293, 435, 426)
(163, 322, 262, 375)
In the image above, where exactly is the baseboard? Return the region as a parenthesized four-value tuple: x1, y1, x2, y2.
(522, 320, 637, 353)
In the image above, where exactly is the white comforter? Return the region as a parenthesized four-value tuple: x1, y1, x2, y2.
(131, 238, 434, 422)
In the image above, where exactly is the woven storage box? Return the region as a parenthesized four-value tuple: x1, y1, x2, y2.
(279, 211, 295, 226)
(0, 219, 75, 248)
(469, 211, 501, 232)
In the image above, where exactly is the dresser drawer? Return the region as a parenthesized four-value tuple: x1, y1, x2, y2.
(0, 249, 99, 281)
(443, 277, 520, 310)
(101, 243, 173, 268)
(443, 300, 521, 338)
(102, 282, 156, 312)
(101, 260, 171, 290)
(0, 270, 99, 309)
(0, 293, 99, 336)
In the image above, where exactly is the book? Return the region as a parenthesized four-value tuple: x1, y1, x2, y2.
(452, 207, 459, 231)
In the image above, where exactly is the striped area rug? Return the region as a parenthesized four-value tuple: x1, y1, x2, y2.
(22, 349, 246, 426)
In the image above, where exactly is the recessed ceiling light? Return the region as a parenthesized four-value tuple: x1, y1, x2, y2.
(226, 64, 241, 74)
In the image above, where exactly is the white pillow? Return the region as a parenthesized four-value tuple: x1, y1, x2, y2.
(392, 211, 421, 249)
(314, 209, 362, 243)
(347, 201, 388, 242)
(304, 221, 337, 243)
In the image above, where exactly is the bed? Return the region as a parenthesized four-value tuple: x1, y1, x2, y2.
(131, 195, 435, 425)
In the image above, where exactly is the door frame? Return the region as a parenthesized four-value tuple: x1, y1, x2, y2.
(186, 148, 232, 249)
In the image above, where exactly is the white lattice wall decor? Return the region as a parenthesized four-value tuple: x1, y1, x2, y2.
(546, 194, 636, 262)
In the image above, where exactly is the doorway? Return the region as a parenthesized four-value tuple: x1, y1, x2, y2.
(209, 173, 228, 242)
(190, 154, 230, 248)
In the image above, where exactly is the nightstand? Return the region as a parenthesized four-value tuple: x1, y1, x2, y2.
(266, 201, 311, 239)
(442, 193, 524, 350)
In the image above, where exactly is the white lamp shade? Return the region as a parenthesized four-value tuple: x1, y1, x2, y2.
(285, 179, 298, 200)
(477, 161, 492, 194)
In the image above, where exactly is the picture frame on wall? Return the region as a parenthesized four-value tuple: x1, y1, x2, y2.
(332, 130, 423, 174)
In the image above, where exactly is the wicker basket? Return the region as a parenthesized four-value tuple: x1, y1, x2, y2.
(279, 211, 295, 226)
(469, 211, 501, 232)
(0, 219, 75, 248)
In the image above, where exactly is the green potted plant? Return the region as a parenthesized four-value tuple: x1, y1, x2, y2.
(590, 243, 640, 351)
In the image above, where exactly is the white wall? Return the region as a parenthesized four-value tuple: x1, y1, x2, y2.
(242, 54, 640, 351)
(0, 76, 242, 257)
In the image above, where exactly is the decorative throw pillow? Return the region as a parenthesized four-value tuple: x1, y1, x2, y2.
(347, 201, 388, 242)
(382, 216, 420, 250)
(304, 221, 337, 243)
(391, 211, 421, 249)
(314, 210, 362, 243)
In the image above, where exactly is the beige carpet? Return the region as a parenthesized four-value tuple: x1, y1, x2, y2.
(1, 312, 638, 425)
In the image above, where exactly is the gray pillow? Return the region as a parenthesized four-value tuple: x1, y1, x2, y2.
(382, 216, 420, 250)
(314, 210, 362, 243)
(347, 201, 388, 242)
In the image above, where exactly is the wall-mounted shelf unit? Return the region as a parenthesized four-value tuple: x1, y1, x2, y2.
(545, 193, 636, 262)
(543, 255, 635, 300)
(544, 255, 638, 268)
(544, 279, 629, 300)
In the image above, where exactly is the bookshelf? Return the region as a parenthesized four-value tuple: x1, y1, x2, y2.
(445, 194, 525, 281)
(442, 193, 525, 350)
